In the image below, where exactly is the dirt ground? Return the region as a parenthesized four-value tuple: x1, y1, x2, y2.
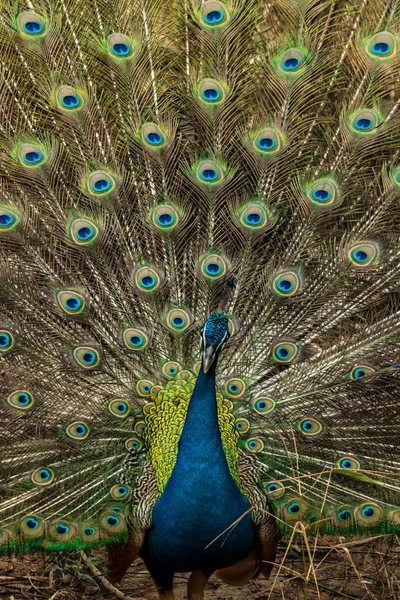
(1, 534, 400, 599)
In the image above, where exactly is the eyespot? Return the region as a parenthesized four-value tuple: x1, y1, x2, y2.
(69, 217, 100, 246)
(49, 521, 78, 541)
(349, 109, 381, 134)
(136, 380, 154, 397)
(390, 510, 400, 525)
(195, 160, 225, 185)
(165, 308, 192, 333)
(197, 78, 227, 105)
(306, 178, 339, 207)
(151, 204, 180, 231)
(134, 420, 146, 435)
(348, 242, 379, 267)
(66, 421, 90, 440)
(366, 32, 396, 59)
(110, 484, 131, 499)
(390, 166, 400, 188)
(200, 1, 230, 27)
(122, 327, 150, 352)
(141, 123, 169, 150)
(87, 170, 116, 196)
(108, 398, 130, 419)
(298, 417, 323, 436)
(133, 265, 162, 293)
(252, 396, 276, 415)
(73, 346, 100, 369)
(282, 498, 307, 520)
(82, 525, 98, 539)
(307, 514, 319, 525)
(277, 49, 307, 74)
(19, 515, 45, 537)
(107, 34, 136, 59)
(333, 507, 353, 525)
(272, 342, 299, 363)
(18, 144, 46, 167)
(56, 86, 84, 111)
(7, 390, 35, 410)
(246, 437, 264, 452)
(31, 467, 55, 486)
(0, 207, 19, 231)
(56, 290, 85, 316)
(235, 418, 250, 433)
(239, 204, 269, 231)
(252, 127, 283, 155)
(337, 457, 360, 471)
(162, 361, 182, 378)
(265, 481, 285, 498)
(100, 511, 127, 533)
(272, 270, 301, 297)
(199, 253, 229, 280)
(0, 330, 15, 352)
(18, 12, 47, 37)
(224, 378, 246, 398)
(350, 364, 375, 380)
(125, 436, 144, 452)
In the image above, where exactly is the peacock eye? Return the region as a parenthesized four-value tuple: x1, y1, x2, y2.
(110, 484, 130, 499)
(234, 418, 250, 433)
(108, 34, 136, 59)
(0, 330, 15, 352)
(252, 396, 276, 415)
(108, 398, 130, 418)
(18, 144, 46, 167)
(66, 421, 90, 440)
(133, 266, 162, 293)
(200, 2, 230, 28)
(31, 467, 55, 485)
(162, 361, 182, 378)
(57, 291, 85, 315)
(349, 109, 381, 135)
(366, 32, 396, 59)
(18, 12, 47, 37)
(272, 341, 299, 363)
(125, 436, 144, 452)
(298, 417, 322, 436)
(73, 346, 100, 369)
(348, 242, 379, 267)
(7, 390, 35, 410)
(272, 270, 301, 297)
(195, 160, 225, 186)
(349, 364, 375, 380)
(277, 49, 307, 75)
(87, 171, 116, 196)
(136, 380, 154, 396)
(224, 378, 246, 398)
(84, 526, 96, 536)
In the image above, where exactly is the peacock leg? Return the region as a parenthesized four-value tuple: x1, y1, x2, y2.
(107, 527, 145, 583)
(151, 571, 175, 599)
(256, 520, 279, 579)
(187, 570, 213, 600)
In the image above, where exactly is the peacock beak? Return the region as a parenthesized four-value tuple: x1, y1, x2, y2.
(202, 345, 217, 374)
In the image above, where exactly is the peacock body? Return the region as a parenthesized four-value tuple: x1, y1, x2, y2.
(1, 0, 400, 597)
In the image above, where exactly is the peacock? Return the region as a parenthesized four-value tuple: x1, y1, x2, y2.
(1, 0, 400, 598)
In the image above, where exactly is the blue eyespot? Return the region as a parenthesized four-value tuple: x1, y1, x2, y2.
(0, 213, 15, 228)
(352, 249, 368, 263)
(24, 151, 43, 164)
(248, 440, 257, 449)
(228, 384, 238, 393)
(245, 213, 262, 224)
(257, 137, 276, 150)
(288, 502, 300, 514)
(200, 168, 218, 181)
(361, 505, 374, 518)
(140, 275, 156, 288)
(172, 316, 184, 327)
(24, 21, 43, 34)
(18, 393, 30, 406)
(0, 333, 10, 347)
(267, 483, 278, 493)
(235, 422, 243, 430)
(157, 213, 174, 226)
(169, 367, 177, 374)
(55, 524, 69, 535)
(146, 132, 162, 145)
(256, 400, 266, 411)
(283, 57, 300, 70)
(276, 346, 289, 359)
(143, 385, 150, 393)
(205, 263, 222, 275)
(66, 297, 81, 311)
(276, 279, 294, 293)
(354, 118, 373, 131)
(61, 95, 80, 108)
(130, 335, 143, 346)
(84, 527, 95, 536)
(112, 43, 130, 56)
(82, 352, 96, 365)
(106, 515, 119, 526)
(371, 42, 390, 55)
(112, 506, 123, 513)
(340, 459, 352, 469)
(338, 509, 351, 521)
(202, 88, 221, 101)
(118, 486, 127, 495)
(131, 440, 140, 449)
(312, 189, 331, 202)
(39, 469, 51, 481)
(117, 402, 128, 413)
(76, 226, 94, 240)
(26, 517, 39, 529)
(76, 424, 87, 436)
(353, 368, 366, 379)
(204, 10, 224, 24)
(308, 515, 318, 524)
(92, 179, 111, 192)
(302, 420, 313, 432)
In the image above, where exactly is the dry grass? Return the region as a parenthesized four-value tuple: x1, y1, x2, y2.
(1, 532, 400, 600)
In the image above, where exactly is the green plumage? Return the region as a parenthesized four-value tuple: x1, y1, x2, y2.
(1, 0, 400, 589)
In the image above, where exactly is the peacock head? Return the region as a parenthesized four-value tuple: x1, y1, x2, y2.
(202, 312, 229, 373)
